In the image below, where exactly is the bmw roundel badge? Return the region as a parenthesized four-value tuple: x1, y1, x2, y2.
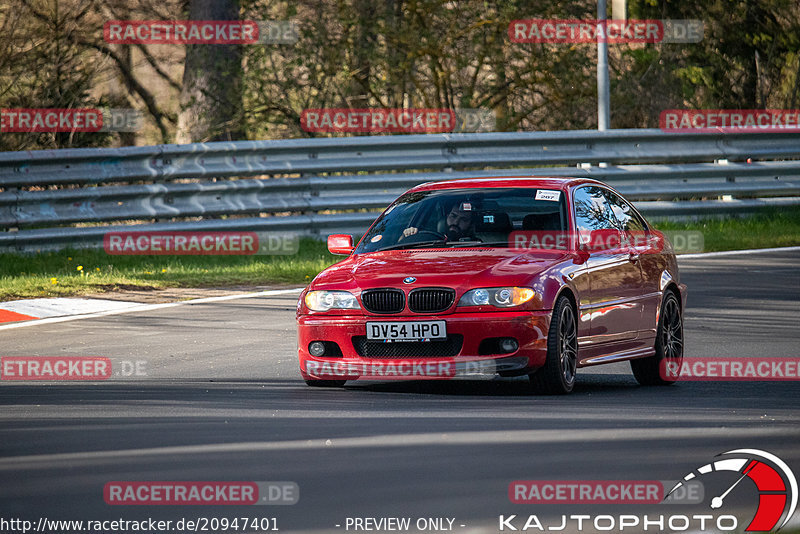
(403, 277, 416, 284)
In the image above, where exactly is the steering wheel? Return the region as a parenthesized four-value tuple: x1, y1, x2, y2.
(400, 229, 448, 242)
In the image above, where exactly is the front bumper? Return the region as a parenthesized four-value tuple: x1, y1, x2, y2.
(297, 310, 551, 381)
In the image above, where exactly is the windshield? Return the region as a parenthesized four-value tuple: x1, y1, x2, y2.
(355, 187, 568, 253)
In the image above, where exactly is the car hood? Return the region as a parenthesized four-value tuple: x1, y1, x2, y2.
(312, 248, 570, 291)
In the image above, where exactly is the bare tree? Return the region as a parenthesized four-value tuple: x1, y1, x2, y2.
(175, 0, 244, 142)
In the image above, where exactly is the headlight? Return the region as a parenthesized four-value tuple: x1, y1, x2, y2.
(457, 287, 535, 308)
(304, 290, 361, 311)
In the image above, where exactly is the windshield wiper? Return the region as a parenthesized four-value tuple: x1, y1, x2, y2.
(376, 239, 448, 252)
(449, 241, 509, 247)
(377, 240, 515, 252)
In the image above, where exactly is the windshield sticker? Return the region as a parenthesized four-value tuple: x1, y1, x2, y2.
(370, 234, 383, 243)
(535, 189, 561, 201)
(461, 202, 472, 211)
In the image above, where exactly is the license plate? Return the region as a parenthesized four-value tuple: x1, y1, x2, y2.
(366, 321, 446, 342)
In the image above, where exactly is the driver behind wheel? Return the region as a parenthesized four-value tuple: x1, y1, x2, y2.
(402, 202, 477, 242)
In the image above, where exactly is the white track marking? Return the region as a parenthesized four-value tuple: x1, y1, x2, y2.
(0, 298, 141, 319)
(678, 245, 800, 259)
(1, 245, 798, 330)
(0, 288, 303, 331)
(0, 426, 795, 470)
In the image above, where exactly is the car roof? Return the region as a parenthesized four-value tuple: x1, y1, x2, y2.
(408, 176, 605, 192)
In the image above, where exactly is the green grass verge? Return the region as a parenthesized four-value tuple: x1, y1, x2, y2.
(0, 238, 338, 301)
(1, 207, 799, 301)
(654, 206, 800, 252)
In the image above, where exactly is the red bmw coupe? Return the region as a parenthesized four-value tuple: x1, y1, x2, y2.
(297, 177, 686, 394)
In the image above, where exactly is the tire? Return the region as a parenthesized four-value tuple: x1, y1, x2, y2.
(631, 291, 683, 386)
(529, 295, 578, 395)
(303, 379, 347, 387)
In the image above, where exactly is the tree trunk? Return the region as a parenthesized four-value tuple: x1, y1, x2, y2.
(176, 0, 244, 143)
(348, 0, 377, 109)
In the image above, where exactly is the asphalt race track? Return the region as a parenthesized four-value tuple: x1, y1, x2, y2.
(1, 249, 799, 534)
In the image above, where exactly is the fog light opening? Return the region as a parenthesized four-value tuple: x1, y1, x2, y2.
(308, 341, 326, 357)
(500, 338, 519, 353)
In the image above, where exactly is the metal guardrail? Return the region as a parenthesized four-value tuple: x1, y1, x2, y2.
(1, 128, 799, 252)
(3, 128, 800, 186)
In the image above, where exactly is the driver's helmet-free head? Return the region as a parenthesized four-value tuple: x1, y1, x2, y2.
(441, 200, 478, 240)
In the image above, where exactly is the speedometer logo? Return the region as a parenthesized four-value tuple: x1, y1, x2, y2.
(667, 449, 797, 531)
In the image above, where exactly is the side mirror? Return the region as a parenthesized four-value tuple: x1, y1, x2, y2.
(573, 244, 591, 264)
(327, 234, 354, 255)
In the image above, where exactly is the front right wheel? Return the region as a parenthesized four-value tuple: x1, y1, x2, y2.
(630, 291, 683, 385)
(529, 295, 578, 395)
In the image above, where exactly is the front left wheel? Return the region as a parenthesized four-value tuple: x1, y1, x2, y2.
(529, 295, 578, 395)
